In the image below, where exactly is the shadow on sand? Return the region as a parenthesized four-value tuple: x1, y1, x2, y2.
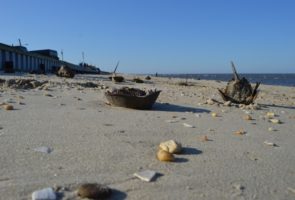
(181, 147, 203, 155)
(152, 103, 210, 113)
(259, 103, 295, 110)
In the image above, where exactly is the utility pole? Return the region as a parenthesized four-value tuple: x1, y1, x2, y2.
(82, 51, 85, 67)
(61, 49, 64, 61)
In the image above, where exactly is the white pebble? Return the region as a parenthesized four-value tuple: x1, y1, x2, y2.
(183, 123, 195, 128)
(32, 187, 56, 200)
(34, 146, 52, 154)
(134, 170, 157, 182)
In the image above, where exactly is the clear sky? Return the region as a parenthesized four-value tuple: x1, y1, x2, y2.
(1, 0, 294, 73)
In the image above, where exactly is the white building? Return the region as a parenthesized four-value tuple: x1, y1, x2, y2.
(0, 42, 82, 73)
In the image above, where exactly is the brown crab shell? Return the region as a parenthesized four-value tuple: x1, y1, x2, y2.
(218, 62, 260, 105)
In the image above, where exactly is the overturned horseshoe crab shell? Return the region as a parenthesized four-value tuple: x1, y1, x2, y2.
(105, 87, 161, 109)
(218, 62, 260, 105)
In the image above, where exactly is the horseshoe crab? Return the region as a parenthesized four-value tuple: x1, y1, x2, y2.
(105, 87, 161, 109)
(218, 62, 260, 105)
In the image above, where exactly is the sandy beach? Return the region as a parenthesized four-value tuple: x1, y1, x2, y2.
(0, 73, 295, 200)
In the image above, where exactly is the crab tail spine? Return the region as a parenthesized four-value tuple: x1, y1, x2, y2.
(231, 61, 240, 81)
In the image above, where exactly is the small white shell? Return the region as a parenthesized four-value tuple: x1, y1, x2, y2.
(183, 123, 194, 128)
(32, 187, 56, 200)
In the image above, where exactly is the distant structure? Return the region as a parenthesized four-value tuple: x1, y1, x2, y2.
(0, 42, 99, 74)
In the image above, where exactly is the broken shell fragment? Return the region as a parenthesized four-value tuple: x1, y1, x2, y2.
(159, 140, 182, 154)
(264, 140, 277, 147)
(200, 135, 209, 142)
(270, 119, 281, 124)
(244, 115, 253, 120)
(77, 183, 112, 199)
(156, 149, 174, 162)
(183, 123, 194, 128)
(266, 112, 275, 118)
(211, 112, 218, 117)
(3, 104, 14, 110)
(234, 129, 246, 136)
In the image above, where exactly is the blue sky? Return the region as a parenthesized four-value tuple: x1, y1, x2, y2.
(1, 0, 294, 73)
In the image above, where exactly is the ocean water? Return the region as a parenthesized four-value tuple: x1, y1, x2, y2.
(158, 74, 295, 87)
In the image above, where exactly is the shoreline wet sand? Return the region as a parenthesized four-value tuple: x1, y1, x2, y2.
(0, 73, 295, 199)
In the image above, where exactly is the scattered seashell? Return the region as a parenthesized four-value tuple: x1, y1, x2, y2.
(44, 93, 53, 97)
(166, 119, 179, 123)
(195, 114, 201, 118)
(223, 101, 231, 106)
(183, 123, 195, 128)
(266, 112, 275, 118)
(34, 146, 52, 154)
(159, 140, 182, 154)
(264, 140, 277, 147)
(244, 115, 253, 120)
(134, 170, 157, 182)
(77, 183, 112, 199)
(3, 104, 14, 110)
(32, 187, 56, 200)
(234, 129, 246, 136)
(270, 119, 281, 124)
(268, 127, 276, 131)
(211, 112, 218, 117)
(200, 135, 209, 142)
(206, 98, 214, 105)
(156, 149, 174, 162)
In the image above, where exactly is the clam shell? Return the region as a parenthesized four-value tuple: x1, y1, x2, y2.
(159, 140, 182, 154)
(266, 112, 275, 118)
(270, 119, 281, 124)
(244, 115, 252, 120)
(77, 183, 112, 199)
(211, 112, 218, 117)
(3, 104, 14, 110)
(156, 149, 174, 162)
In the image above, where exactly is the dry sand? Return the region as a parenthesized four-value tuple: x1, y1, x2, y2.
(0, 73, 295, 200)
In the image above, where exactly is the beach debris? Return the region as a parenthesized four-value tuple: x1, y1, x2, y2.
(233, 183, 245, 191)
(159, 140, 182, 154)
(244, 115, 253, 121)
(166, 119, 179, 123)
(0, 78, 48, 90)
(77, 183, 112, 199)
(287, 187, 295, 195)
(224, 101, 232, 106)
(56, 65, 75, 78)
(266, 112, 275, 119)
(211, 112, 218, 117)
(183, 123, 195, 128)
(3, 104, 14, 110)
(134, 170, 157, 182)
(269, 119, 281, 124)
(234, 129, 246, 136)
(105, 87, 161, 109)
(110, 61, 124, 83)
(206, 98, 215, 105)
(133, 77, 144, 83)
(200, 135, 209, 142)
(268, 127, 277, 132)
(218, 61, 260, 105)
(195, 113, 201, 118)
(77, 82, 99, 88)
(34, 146, 52, 154)
(156, 149, 175, 162)
(145, 76, 151, 80)
(264, 140, 278, 147)
(44, 93, 53, 97)
(32, 187, 56, 200)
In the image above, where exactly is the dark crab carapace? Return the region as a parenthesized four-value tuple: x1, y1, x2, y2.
(218, 62, 260, 105)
